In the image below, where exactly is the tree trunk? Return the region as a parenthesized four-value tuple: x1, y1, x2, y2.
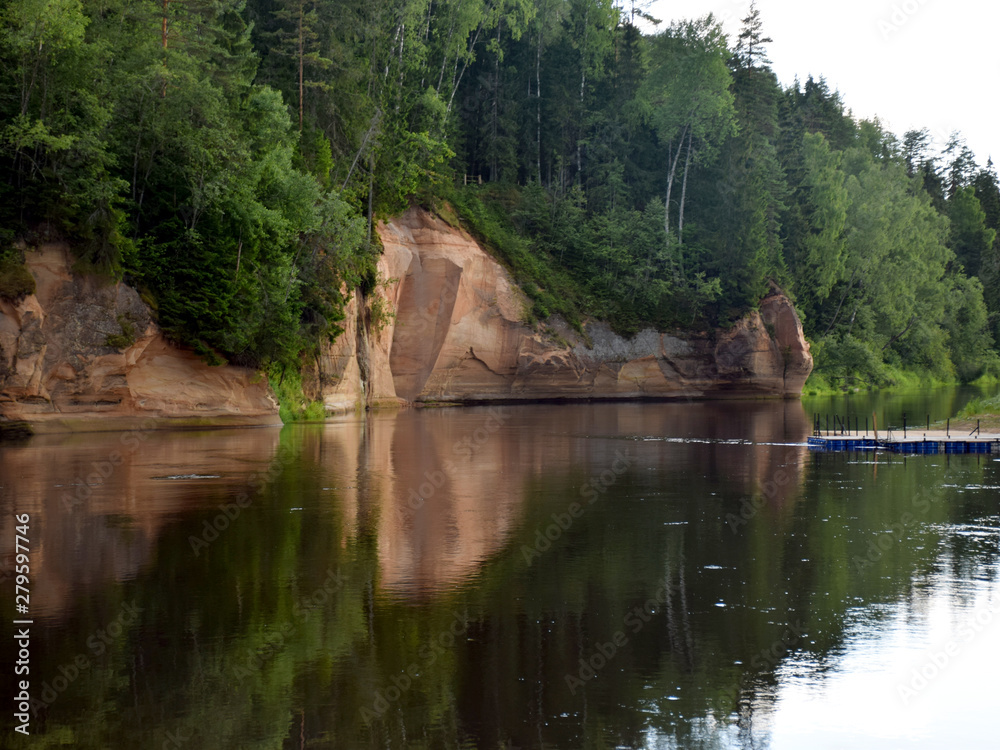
(396, 22, 406, 112)
(436, 1, 461, 94)
(651, 127, 687, 279)
(367, 153, 375, 245)
(882, 315, 917, 351)
(576, 4, 590, 184)
(663, 128, 686, 240)
(445, 12, 486, 119)
(341, 110, 381, 190)
(678, 130, 693, 278)
(298, 1, 304, 131)
(823, 266, 859, 337)
(490, 21, 502, 181)
(535, 30, 542, 184)
(161, 0, 169, 98)
(420, 2, 432, 89)
(576, 64, 586, 181)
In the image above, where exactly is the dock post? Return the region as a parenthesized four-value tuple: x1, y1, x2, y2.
(903, 412, 907, 439)
(947, 419, 950, 438)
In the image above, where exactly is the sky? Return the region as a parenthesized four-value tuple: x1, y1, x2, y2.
(644, 0, 1000, 169)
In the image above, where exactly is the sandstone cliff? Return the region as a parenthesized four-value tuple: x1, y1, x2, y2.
(0, 244, 280, 433)
(1, 209, 812, 432)
(308, 207, 812, 411)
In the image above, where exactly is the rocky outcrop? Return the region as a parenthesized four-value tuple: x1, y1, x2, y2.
(310, 207, 812, 411)
(3, 209, 813, 432)
(0, 244, 280, 432)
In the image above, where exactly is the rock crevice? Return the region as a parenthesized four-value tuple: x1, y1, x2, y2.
(314, 207, 813, 410)
(2, 209, 813, 430)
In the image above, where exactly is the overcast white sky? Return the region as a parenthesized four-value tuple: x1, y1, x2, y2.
(645, 0, 1000, 168)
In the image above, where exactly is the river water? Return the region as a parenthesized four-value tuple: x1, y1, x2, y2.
(1, 389, 998, 749)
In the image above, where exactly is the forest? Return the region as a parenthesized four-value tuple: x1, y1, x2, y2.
(1, 0, 998, 391)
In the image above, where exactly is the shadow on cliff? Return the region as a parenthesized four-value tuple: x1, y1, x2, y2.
(312, 207, 814, 412)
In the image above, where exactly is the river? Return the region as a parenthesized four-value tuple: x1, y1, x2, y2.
(1, 388, 998, 748)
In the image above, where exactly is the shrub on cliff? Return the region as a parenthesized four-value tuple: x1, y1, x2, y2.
(0, 250, 35, 300)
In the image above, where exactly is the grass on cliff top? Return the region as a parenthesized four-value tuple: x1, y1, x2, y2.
(429, 185, 583, 332)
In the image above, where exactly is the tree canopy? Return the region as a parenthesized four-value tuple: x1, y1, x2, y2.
(1, 0, 997, 387)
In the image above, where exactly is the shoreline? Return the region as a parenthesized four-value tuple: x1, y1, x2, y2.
(1, 392, 807, 438)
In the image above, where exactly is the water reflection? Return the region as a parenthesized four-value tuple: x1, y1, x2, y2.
(0, 427, 282, 618)
(0, 397, 997, 749)
(331, 400, 810, 599)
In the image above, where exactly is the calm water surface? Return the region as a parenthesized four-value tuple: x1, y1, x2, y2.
(1, 390, 998, 748)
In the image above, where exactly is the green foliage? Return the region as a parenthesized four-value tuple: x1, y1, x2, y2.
(801, 371, 836, 396)
(0, 0, 997, 390)
(442, 184, 583, 328)
(367, 276, 397, 335)
(958, 393, 1000, 418)
(104, 314, 137, 350)
(267, 364, 326, 422)
(0, 0, 382, 370)
(0, 249, 35, 300)
(949, 185, 995, 277)
(941, 274, 998, 381)
(811, 335, 889, 389)
(787, 132, 848, 304)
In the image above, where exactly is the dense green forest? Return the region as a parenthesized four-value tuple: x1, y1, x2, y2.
(2, 0, 998, 389)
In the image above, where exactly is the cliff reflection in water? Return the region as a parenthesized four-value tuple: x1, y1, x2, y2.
(0, 427, 282, 619)
(332, 400, 810, 600)
(0, 400, 825, 749)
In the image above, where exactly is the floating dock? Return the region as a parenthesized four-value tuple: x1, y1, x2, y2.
(808, 430, 1000, 454)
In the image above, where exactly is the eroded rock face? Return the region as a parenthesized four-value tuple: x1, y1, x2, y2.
(314, 207, 813, 411)
(0, 245, 280, 432)
(2, 212, 813, 431)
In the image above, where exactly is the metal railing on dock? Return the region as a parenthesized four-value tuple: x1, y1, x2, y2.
(808, 411, 998, 454)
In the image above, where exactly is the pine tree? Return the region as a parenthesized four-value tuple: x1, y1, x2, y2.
(733, 0, 772, 70)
